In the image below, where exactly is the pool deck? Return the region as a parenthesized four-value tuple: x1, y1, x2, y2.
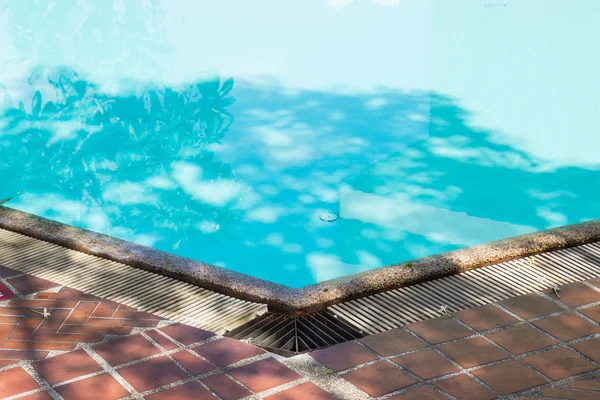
(2, 266, 600, 399)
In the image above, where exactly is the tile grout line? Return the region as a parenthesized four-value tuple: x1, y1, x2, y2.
(3, 268, 600, 399)
(281, 354, 372, 400)
(138, 329, 311, 399)
(82, 344, 142, 400)
(8, 362, 64, 400)
(317, 283, 600, 399)
(136, 328, 227, 400)
(349, 314, 503, 398)
(360, 323, 500, 399)
(3, 271, 351, 399)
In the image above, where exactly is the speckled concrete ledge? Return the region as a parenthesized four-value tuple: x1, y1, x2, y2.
(2, 205, 600, 314)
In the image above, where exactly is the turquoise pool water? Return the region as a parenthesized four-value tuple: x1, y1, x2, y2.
(1, 1, 599, 287)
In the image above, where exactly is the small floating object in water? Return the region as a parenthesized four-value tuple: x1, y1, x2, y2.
(319, 212, 339, 222)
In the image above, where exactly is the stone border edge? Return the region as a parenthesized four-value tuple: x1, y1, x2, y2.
(2, 206, 600, 314)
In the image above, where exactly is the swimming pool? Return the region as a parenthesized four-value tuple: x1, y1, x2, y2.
(1, 0, 599, 288)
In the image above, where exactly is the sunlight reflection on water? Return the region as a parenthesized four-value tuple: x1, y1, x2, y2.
(0, 0, 599, 287)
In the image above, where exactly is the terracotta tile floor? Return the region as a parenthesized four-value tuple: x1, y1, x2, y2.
(2, 263, 600, 399)
(0, 265, 300, 400)
(311, 277, 600, 399)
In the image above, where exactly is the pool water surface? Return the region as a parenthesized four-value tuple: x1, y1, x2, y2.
(1, 0, 599, 287)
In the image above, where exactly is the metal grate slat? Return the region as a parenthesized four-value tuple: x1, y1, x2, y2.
(328, 241, 600, 335)
(0, 228, 266, 334)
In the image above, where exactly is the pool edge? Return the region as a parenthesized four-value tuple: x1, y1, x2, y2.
(2, 205, 600, 314)
(0, 205, 298, 307)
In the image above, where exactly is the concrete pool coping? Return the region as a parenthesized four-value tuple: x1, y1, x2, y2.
(2, 205, 600, 314)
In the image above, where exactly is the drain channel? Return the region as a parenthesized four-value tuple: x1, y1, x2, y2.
(229, 241, 600, 355)
(329, 242, 600, 336)
(4, 226, 600, 356)
(0, 228, 267, 333)
(225, 310, 364, 357)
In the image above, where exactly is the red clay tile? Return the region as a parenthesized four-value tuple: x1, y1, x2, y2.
(86, 317, 158, 328)
(115, 304, 137, 312)
(60, 287, 100, 299)
(0, 323, 16, 342)
(543, 282, 600, 307)
(454, 305, 519, 331)
(516, 397, 556, 400)
(229, 357, 302, 393)
(0, 349, 49, 360)
(387, 386, 448, 400)
(171, 350, 215, 375)
(55, 373, 130, 400)
(523, 347, 596, 380)
(0, 360, 17, 368)
(472, 360, 547, 395)
(145, 330, 180, 351)
(63, 302, 98, 324)
(59, 324, 133, 336)
(0, 282, 15, 300)
(588, 277, 600, 287)
(145, 381, 215, 400)
(341, 360, 417, 397)
(579, 304, 600, 324)
(393, 349, 460, 379)
(36, 309, 70, 333)
(7, 275, 59, 295)
(193, 337, 264, 367)
(0, 367, 40, 398)
(90, 299, 120, 318)
(0, 265, 19, 278)
(434, 374, 497, 400)
(7, 316, 44, 340)
(486, 324, 557, 355)
(0, 307, 38, 316)
(201, 373, 253, 400)
(19, 392, 54, 400)
(359, 329, 426, 357)
(571, 380, 600, 391)
(264, 382, 336, 400)
(32, 348, 103, 385)
(93, 334, 161, 366)
(499, 294, 563, 319)
(407, 317, 472, 344)
(532, 313, 600, 341)
(160, 323, 215, 345)
(571, 337, 600, 363)
(32, 332, 104, 343)
(2, 340, 77, 351)
(0, 314, 21, 323)
(8, 299, 78, 309)
(438, 337, 509, 368)
(117, 356, 188, 392)
(309, 341, 378, 371)
(543, 387, 599, 399)
(35, 289, 100, 301)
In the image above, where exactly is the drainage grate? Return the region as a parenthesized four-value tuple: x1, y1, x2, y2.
(329, 242, 600, 335)
(3, 226, 600, 355)
(0, 228, 267, 333)
(225, 311, 365, 357)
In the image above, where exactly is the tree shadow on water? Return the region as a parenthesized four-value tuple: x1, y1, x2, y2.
(222, 83, 600, 285)
(1, 64, 599, 292)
